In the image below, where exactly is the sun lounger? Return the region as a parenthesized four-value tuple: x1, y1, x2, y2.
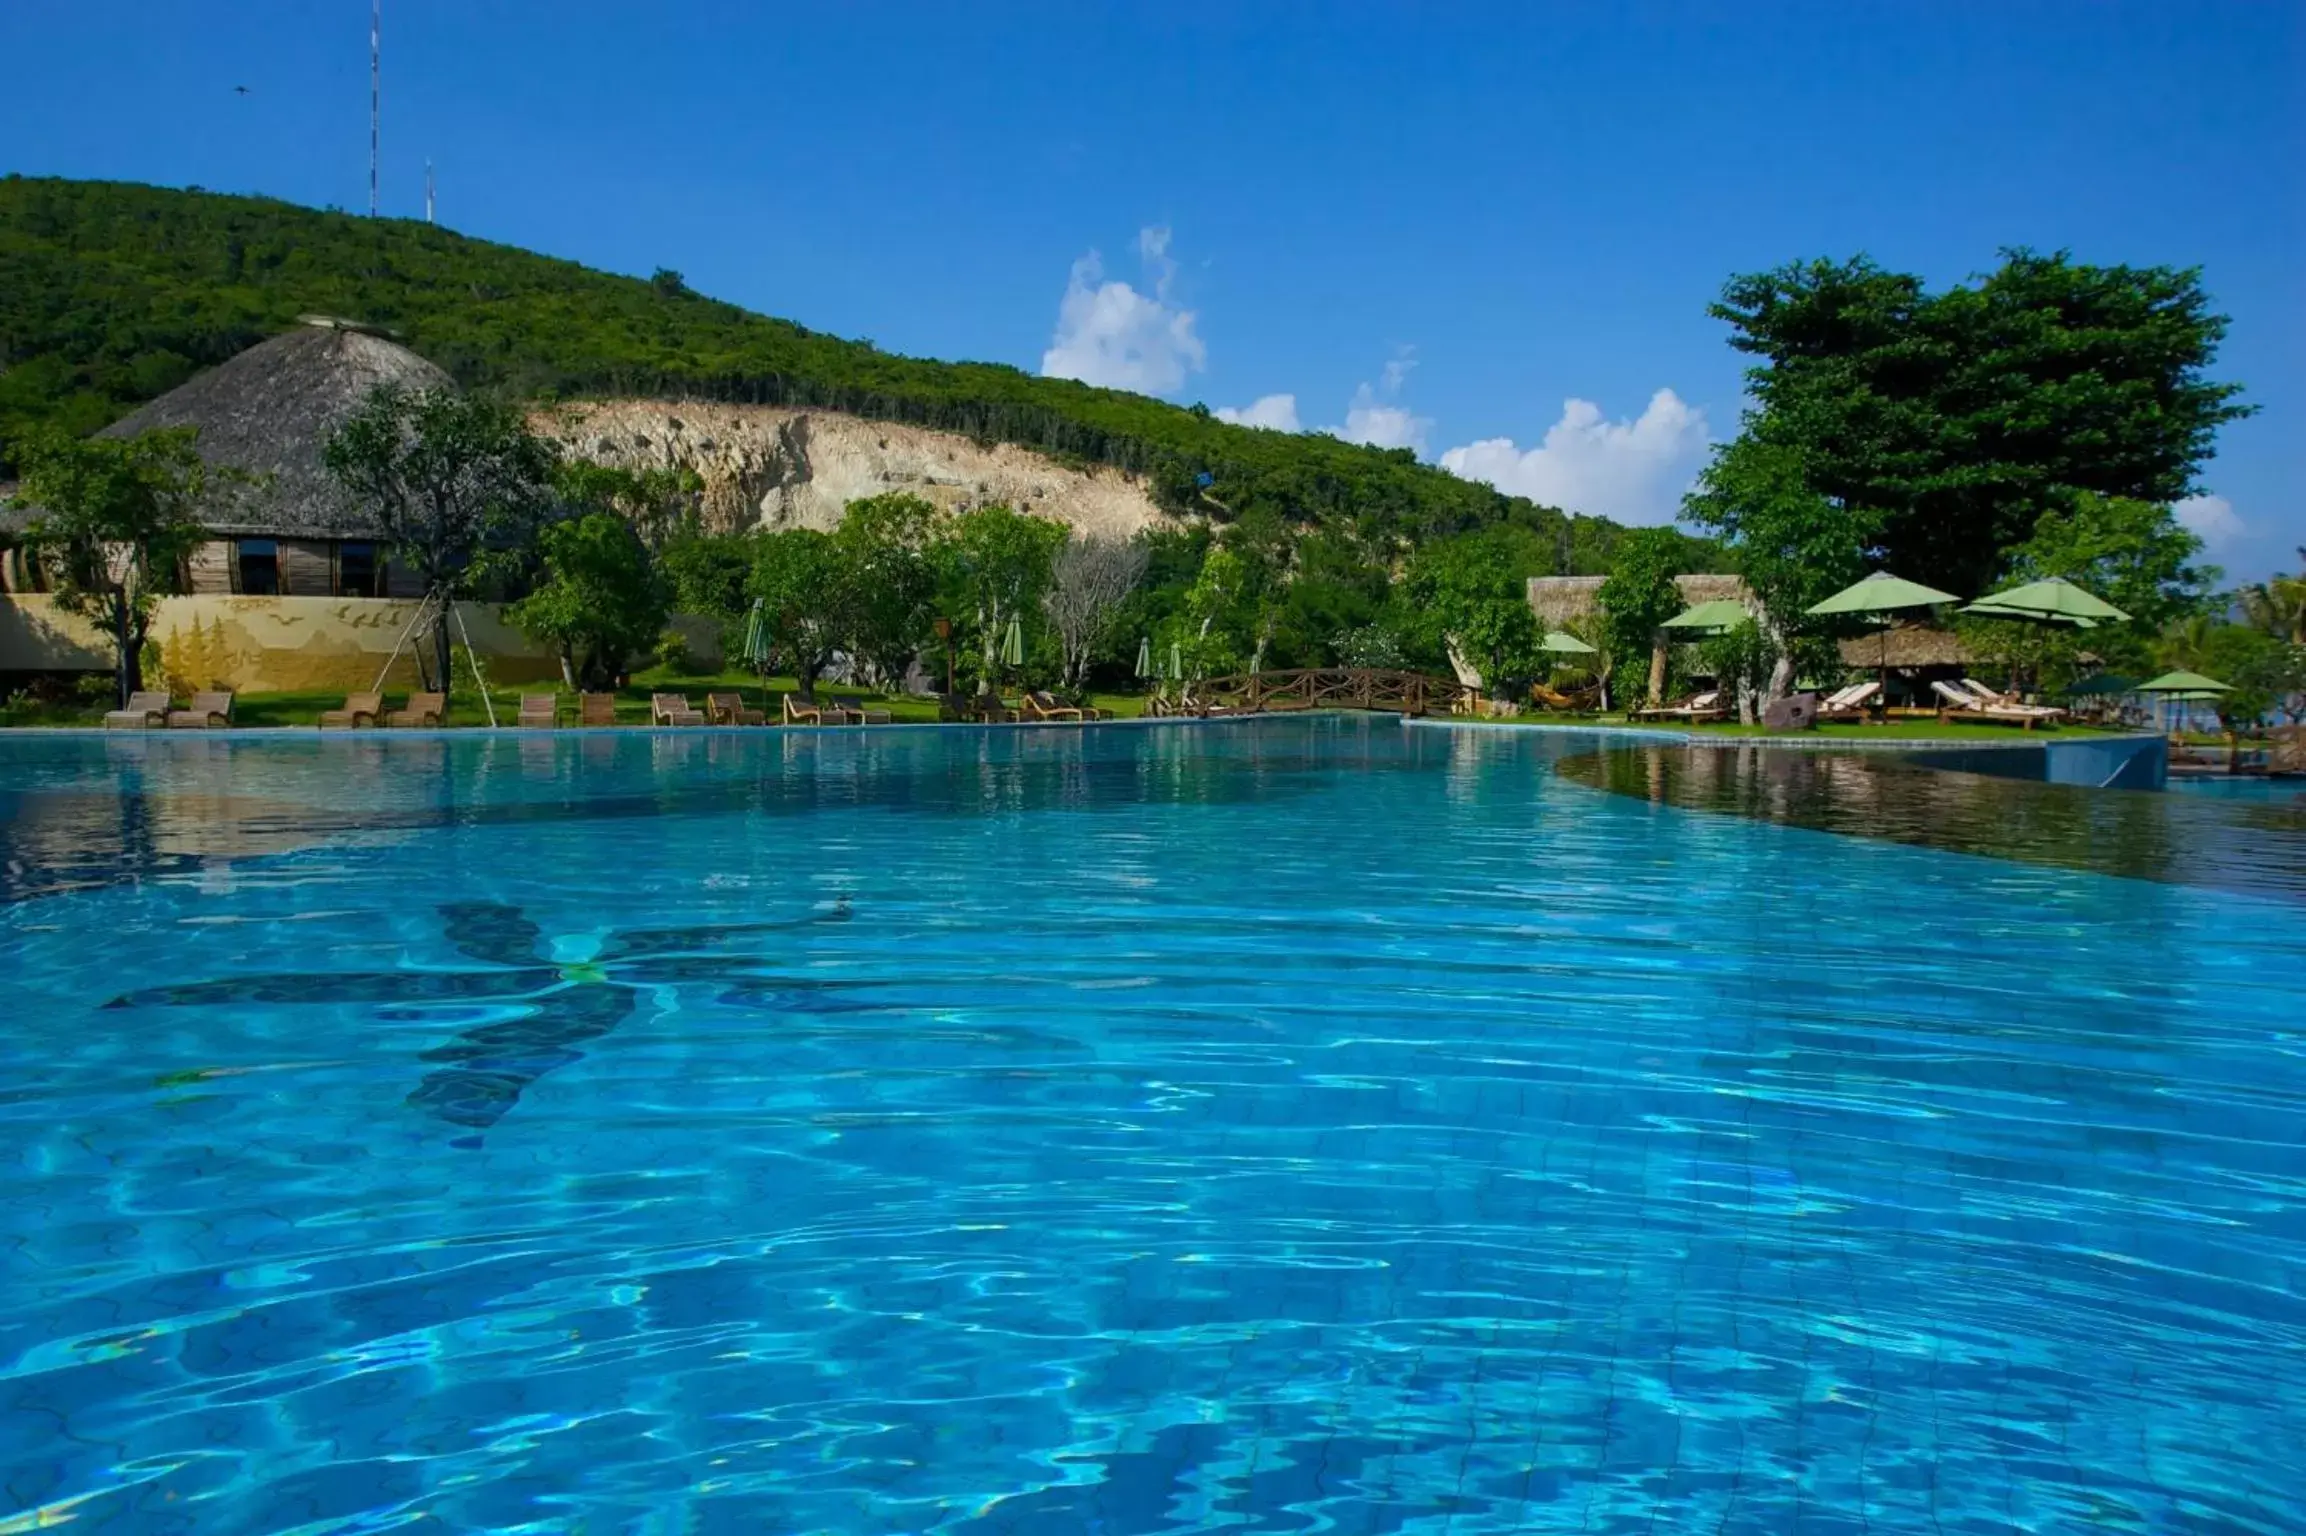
(516, 693, 559, 728)
(1021, 690, 1085, 721)
(783, 693, 824, 725)
(165, 691, 234, 729)
(651, 693, 706, 726)
(1931, 680, 2058, 730)
(828, 694, 893, 724)
(1629, 690, 1725, 723)
(103, 690, 171, 730)
(1957, 679, 2067, 720)
(387, 691, 445, 728)
(319, 691, 384, 729)
(1816, 680, 1881, 723)
(706, 692, 766, 726)
(578, 692, 617, 726)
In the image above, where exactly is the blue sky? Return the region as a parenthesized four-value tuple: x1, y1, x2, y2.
(4, 1, 2299, 581)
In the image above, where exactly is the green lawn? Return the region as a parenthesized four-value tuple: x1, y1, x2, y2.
(2, 667, 1153, 729)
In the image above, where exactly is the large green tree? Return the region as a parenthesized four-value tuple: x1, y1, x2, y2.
(505, 512, 670, 689)
(747, 528, 849, 699)
(1683, 438, 1874, 712)
(7, 427, 216, 705)
(1597, 526, 1705, 707)
(1710, 250, 2250, 594)
(834, 492, 942, 689)
(324, 385, 559, 691)
(938, 505, 1067, 694)
(1401, 526, 1551, 692)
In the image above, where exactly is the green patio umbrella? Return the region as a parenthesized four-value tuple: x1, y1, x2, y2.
(2136, 669, 2232, 737)
(1540, 629, 1596, 655)
(1000, 615, 1025, 668)
(739, 598, 771, 671)
(1806, 570, 1960, 695)
(1169, 640, 1184, 681)
(1962, 576, 2130, 630)
(2135, 670, 2231, 697)
(1134, 635, 1153, 679)
(1660, 599, 1750, 636)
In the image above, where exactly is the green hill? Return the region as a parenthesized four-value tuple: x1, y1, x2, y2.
(0, 175, 1629, 566)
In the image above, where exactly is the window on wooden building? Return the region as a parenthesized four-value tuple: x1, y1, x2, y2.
(235, 539, 280, 595)
(337, 541, 382, 597)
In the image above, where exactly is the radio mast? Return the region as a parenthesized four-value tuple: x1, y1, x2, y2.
(425, 160, 435, 224)
(369, 0, 381, 216)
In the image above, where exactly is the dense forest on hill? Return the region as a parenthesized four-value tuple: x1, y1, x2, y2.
(0, 176, 1634, 568)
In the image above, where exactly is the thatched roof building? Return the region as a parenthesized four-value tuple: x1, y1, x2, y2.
(1526, 572, 1749, 628)
(3, 320, 447, 597)
(96, 318, 452, 538)
(1837, 625, 1969, 669)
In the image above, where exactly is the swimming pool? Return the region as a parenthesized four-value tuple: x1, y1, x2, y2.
(3, 719, 2301, 1532)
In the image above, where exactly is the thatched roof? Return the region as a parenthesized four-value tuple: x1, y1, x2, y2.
(95, 320, 452, 538)
(1527, 572, 1748, 627)
(1837, 624, 1969, 669)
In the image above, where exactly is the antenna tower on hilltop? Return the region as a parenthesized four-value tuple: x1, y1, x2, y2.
(369, 0, 381, 216)
(425, 160, 435, 224)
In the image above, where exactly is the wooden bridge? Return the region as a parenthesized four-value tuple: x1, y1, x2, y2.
(1147, 667, 1468, 719)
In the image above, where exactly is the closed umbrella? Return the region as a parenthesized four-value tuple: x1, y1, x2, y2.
(1169, 640, 1184, 681)
(1001, 615, 1025, 668)
(740, 598, 771, 671)
(1134, 635, 1152, 679)
(1806, 570, 1959, 696)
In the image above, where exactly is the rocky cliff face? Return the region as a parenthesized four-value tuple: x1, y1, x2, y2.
(534, 400, 1174, 540)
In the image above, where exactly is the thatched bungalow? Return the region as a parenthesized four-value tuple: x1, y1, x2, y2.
(2, 318, 445, 597)
(1526, 573, 1751, 629)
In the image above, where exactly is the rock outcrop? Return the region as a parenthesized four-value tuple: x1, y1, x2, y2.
(534, 400, 1174, 540)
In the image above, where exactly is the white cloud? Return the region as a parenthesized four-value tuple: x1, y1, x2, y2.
(1321, 349, 1431, 453)
(2175, 493, 2244, 554)
(1039, 224, 1206, 396)
(1214, 393, 1301, 431)
(1439, 389, 1710, 525)
(1332, 384, 1432, 453)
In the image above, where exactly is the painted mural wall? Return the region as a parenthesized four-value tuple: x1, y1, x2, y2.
(1, 596, 723, 692)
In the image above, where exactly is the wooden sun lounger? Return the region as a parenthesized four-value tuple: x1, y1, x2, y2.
(1817, 680, 1881, 723)
(578, 692, 617, 726)
(1628, 691, 1725, 723)
(1021, 690, 1085, 721)
(706, 692, 766, 726)
(103, 690, 171, 730)
(319, 691, 384, 729)
(651, 693, 706, 726)
(1931, 680, 2057, 730)
(516, 693, 559, 728)
(1529, 683, 1598, 713)
(387, 692, 445, 728)
(165, 691, 234, 729)
(828, 694, 892, 724)
(783, 693, 824, 725)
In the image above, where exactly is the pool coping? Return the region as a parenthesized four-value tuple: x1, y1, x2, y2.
(1401, 718, 2168, 753)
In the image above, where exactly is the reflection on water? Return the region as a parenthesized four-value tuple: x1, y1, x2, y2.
(0, 724, 1428, 904)
(1554, 741, 2306, 902)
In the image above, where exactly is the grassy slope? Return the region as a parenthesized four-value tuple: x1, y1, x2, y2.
(0, 176, 1630, 559)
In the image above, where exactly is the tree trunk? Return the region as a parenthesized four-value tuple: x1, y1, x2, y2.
(1646, 638, 1668, 707)
(978, 601, 1001, 694)
(558, 647, 579, 691)
(431, 602, 455, 700)
(112, 598, 136, 708)
(799, 657, 821, 701)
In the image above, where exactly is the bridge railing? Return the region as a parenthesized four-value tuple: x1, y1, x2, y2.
(1178, 667, 1467, 718)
